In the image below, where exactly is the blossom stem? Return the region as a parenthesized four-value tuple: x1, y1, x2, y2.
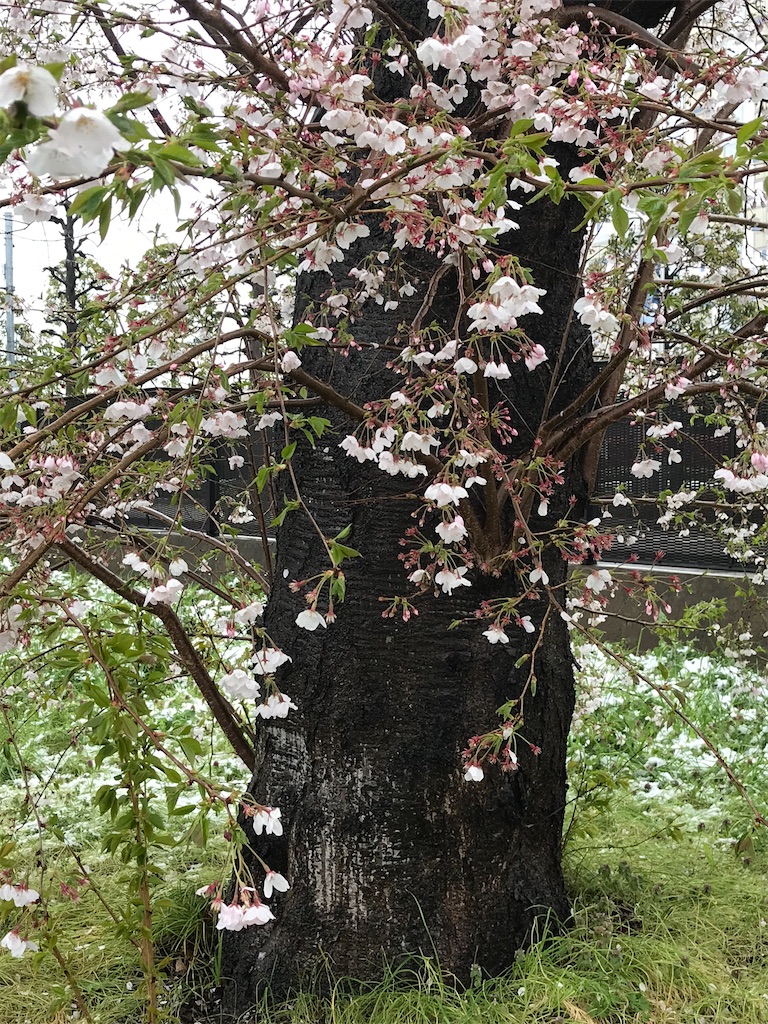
(49, 942, 94, 1024)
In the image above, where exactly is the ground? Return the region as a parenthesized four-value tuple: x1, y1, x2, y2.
(1, 600, 767, 1024)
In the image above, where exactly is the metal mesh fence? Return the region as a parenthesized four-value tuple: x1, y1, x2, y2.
(99, 397, 755, 570)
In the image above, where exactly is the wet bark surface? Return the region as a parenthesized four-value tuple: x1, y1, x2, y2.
(221, 0, 678, 1006)
(222, 198, 591, 1007)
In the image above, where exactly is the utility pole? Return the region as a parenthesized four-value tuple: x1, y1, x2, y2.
(4, 212, 14, 364)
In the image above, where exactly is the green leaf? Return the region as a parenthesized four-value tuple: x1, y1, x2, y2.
(572, 176, 604, 188)
(183, 124, 222, 153)
(0, 126, 37, 167)
(177, 734, 203, 761)
(67, 185, 110, 222)
(106, 113, 150, 141)
(736, 115, 763, 150)
(670, 686, 687, 708)
(127, 184, 147, 220)
(20, 402, 36, 427)
(506, 117, 535, 138)
(734, 832, 755, 859)
(676, 202, 701, 236)
(330, 573, 346, 602)
(0, 840, 16, 866)
(283, 321, 322, 348)
(256, 464, 273, 493)
(611, 199, 630, 238)
(271, 498, 300, 529)
(43, 61, 66, 82)
(107, 91, 155, 115)
(307, 416, 329, 438)
(329, 542, 361, 567)
(636, 193, 669, 231)
(477, 161, 509, 213)
(151, 157, 176, 186)
(726, 187, 743, 216)
(572, 193, 605, 231)
(99, 196, 112, 240)
(151, 140, 203, 166)
(0, 401, 15, 432)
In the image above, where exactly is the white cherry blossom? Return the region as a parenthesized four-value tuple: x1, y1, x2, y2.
(454, 357, 479, 374)
(220, 669, 261, 700)
(484, 361, 512, 379)
(0, 64, 58, 116)
(436, 516, 468, 544)
(263, 871, 290, 898)
(339, 435, 376, 463)
(242, 902, 275, 925)
(574, 297, 619, 337)
(296, 609, 327, 631)
(27, 108, 126, 180)
(234, 602, 264, 625)
(18, 193, 57, 223)
(0, 883, 39, 906)
(253, 647, 291, 675)
(424, 482, 468, 506)
(253, 807, 283, 836)
(525, 344, 548, 371)
(482, 625, 509, 644)
(216, 904, 249, 931)
(281, 351, 302, 372)
(144, 579, 184, 606)
(1, 930, 38, 958)
(434, 566, 471, 594)
(255, 693, 298, 719)
(401, 431, 439, 455)
(585, 569, 612, 593)
(630, 459, 661, 479)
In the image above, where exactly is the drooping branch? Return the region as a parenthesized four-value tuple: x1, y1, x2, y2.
(661, 0, 720, 47)
(83, 3, 174, 136)
(576, 259, 656, 492)
(0, 537, 56, 599)
(127, 507, 271, 591)
(57, 537, 256, 772)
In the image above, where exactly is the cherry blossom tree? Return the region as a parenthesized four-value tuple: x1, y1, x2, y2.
(0, 0, 767, 1016)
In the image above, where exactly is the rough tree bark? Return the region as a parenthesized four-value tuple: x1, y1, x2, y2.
(221, 0, 679, 1005)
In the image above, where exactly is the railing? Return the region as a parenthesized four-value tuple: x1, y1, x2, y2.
(595, 403, 747, 570)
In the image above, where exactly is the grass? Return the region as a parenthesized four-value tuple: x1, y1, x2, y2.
(1, 634, 768, 1023)
(245, 810, 768, 1024)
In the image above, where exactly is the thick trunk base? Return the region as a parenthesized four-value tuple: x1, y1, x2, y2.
(221, 498, 575, 1005)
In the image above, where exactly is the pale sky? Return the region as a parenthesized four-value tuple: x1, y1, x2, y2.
(7, 200, 175, 335)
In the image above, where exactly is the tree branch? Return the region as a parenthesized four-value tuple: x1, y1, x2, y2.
(56, 537, 256, 772)
(174, 0, 290, 91)
(549, 4, 700, 74)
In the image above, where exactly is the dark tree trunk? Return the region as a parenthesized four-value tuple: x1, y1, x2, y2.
(221, 181, 594, 1009)
(221, 0, 675, 1005)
